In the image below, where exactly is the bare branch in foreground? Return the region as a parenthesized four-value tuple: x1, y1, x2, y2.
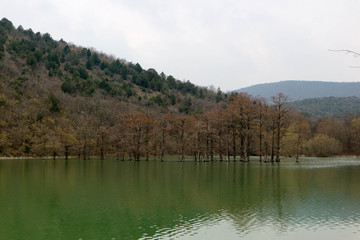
(329, 49, 360, 57)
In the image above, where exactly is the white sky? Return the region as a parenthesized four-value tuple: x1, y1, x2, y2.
(2, 0, 360, 91)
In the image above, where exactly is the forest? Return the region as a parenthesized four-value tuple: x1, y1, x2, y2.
(1, 18, 360, 161)
(288, 96, 360, 119)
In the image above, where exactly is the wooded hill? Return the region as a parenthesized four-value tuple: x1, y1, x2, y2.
(2, 18, 360, 160)
(0, 18, 226, 115)
(236, 80, 360, 101)
(289, 97, 360, 119)
(0, 17, 228, 159)
(236, 81, 360, 119)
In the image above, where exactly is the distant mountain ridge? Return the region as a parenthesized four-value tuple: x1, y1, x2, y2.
(236, 81, 360, 101)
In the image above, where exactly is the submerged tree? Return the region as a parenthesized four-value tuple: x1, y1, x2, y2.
(158, 113, 171, 162)
(271, 93, 291, 162)
(170, 116, 194, 161)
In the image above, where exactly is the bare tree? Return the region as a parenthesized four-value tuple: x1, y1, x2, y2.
(271, 93, 291, 162)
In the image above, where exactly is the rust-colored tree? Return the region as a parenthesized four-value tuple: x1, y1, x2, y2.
(158, 113, 172, 161)
(271, 93, 291, 162)
(170, 116, 195, 161)
(255, 97, 268, 162)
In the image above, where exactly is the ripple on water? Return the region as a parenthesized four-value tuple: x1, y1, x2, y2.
(1, 158, 360, 240)
(280, 157, 360, 169)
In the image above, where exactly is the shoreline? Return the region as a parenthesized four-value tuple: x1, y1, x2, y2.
(1, 155, 359, 160)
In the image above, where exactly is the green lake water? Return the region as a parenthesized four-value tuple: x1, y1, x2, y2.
(1, 158, 360, 240)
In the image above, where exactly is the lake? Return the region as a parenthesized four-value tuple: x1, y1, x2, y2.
(0, 158, 360, 240)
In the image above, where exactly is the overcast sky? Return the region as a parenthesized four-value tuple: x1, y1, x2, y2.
(2, 0, 360, 91)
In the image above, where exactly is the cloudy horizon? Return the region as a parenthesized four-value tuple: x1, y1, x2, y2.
(2, 0, 360, 91)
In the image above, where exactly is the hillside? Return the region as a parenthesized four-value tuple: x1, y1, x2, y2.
(288, 96, 360, 119)
(0, 18, 226, 116)
(2, 18, 360, 159)
(0, 18, 231, 157)
(236, 80, 360, 101)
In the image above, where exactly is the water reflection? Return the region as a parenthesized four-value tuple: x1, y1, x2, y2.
(0, 158, 359, 239)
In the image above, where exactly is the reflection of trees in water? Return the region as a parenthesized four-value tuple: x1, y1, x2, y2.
(0, 160, 360, 239)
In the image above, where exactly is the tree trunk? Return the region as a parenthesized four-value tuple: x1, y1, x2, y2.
(179, 121, 185, 162)
(246, 128, 251, 162)
(136, 132, 141, 161)
(146, 145, 149, 161)
(100, 145, 104, 160)
(243, 135, 248, 162)
(259, 109, 263, 162)
(204, 136, 209, 162)
(160, 150, 164, 162)
(210, 138, 214, 161)
(296, 130, 301, 162)
(77, 147, 81, 160)
(271, 124, 275, 162)
(65, 146, 69, 160)
(259, 127, 263, 162)
(161, 121, 166, 162)
(276, 119, 281, 162)
(219, 132, 223, 161)
(153, 142, 157, 160)
(226, 135, 230, 162)
(145, 128, 149, 161)
(232, 129, 236, 162)
(264, 141, 268, 162)
(83, 143, 86, 160)
(180, 141, 185, 162)
(42, 138, 46, 160)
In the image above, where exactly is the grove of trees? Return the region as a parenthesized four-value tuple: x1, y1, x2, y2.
(1, 18, 360, 160)
(2, 85, 360, 160)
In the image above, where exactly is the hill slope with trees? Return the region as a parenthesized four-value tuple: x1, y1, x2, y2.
(236, 80, 360, 101)
(0, 17, 230, 158)
(288, 97, 360, 119)
(2, 18, 360, 160)
(0, 18, 226, 116)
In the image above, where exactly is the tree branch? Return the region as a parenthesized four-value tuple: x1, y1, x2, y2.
(329, 49, 360, 57)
